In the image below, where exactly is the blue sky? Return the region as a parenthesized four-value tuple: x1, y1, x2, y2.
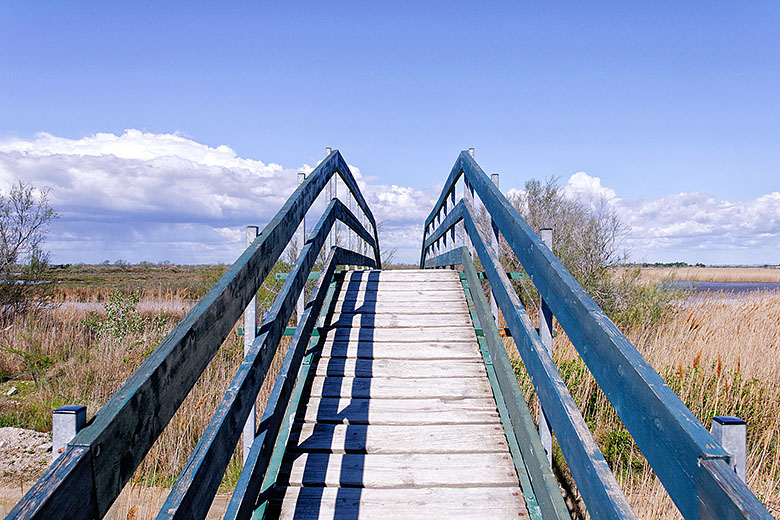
(1, 2, 778, 264)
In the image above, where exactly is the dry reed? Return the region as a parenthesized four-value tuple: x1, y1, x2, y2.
(0, 289, 292, 495)
(509, 290, 780, 518)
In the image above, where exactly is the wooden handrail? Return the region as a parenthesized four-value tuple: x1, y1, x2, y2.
(8, 150, 380, 520)
(421, 151, 771, 519)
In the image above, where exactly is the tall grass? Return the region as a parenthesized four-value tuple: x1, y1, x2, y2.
(510, 290, 780, 518)
(0, 289, 291, 491)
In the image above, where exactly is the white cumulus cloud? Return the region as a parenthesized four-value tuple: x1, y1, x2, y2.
(0, 130, 432, 264)
(1, 130, 776, 266)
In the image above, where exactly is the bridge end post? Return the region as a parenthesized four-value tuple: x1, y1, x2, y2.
(52, 405, 87, 463)
(711, 416, 747, 482)
(242, 225, 259, 464)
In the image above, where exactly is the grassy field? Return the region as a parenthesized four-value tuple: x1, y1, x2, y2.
(509, 289, 780, 518)
(2, 263, 779, 517)
(0, 263, 293, 491)
(639, 266, 780, 283)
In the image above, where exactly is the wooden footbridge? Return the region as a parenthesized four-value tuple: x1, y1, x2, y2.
(7, 151, 772, 519)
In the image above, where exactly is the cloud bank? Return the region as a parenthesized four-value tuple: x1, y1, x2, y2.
(0, 130, 776, 266)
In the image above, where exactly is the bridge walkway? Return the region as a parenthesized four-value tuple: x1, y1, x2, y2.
(266, 269, 530, 519)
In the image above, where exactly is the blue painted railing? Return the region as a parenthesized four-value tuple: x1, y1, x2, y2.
(7, 150, 380, 520)
(420, 150, 771, 520)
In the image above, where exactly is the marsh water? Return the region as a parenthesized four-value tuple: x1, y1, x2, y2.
(669, 281, 780, 294)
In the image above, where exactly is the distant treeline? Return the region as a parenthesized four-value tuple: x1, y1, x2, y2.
(623, 262, 780, 268)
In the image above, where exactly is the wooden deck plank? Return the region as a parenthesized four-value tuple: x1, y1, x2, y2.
(306, 376, 494, 399)
(288, 423, 509, 454)
(345, 270, 461, 282)
(331, 300, 468, 315)
(318, 341, 480, 360)
(338, 290, 466, 302)
(264, 270, 528, 520)
(271, 486, 528, 519)
(321, 326, 476, 343)
(311, 358, 485, 378)
(297, 397, 500, 425)
(328, 313, 473, 329)
(278, 452, 518, 488)
(339, 282, 464, 293)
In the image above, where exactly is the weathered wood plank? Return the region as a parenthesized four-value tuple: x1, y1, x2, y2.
(288, 423, 510, 454)
(318, 341, 480, 359)
(338, 290, 465, 302)
(331, 300, 468, 315)
(345, 270, 460, 282)
(312, 357, 485, 378)
(271, 486, 528, 519)
(340, 282, 464, 293)
(306, 376, 494, 399)
(298, 397, 499, 425)
(321, 326, 476, 343)
(278, 452, 518, 488)
(328, 313, 472, 329)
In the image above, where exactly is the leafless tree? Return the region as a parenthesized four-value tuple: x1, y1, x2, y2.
(0, 181, 57, 318)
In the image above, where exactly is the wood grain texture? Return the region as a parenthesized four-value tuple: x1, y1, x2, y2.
(331, 300, 468, 315)
(328, 313, 471, 329)
(263, 269, 526, 520)
(318, 341, 480, 359)
(321, 326, 476, 343)
(345, 270, 459, 282)
(297, 397, 499, 425)
(312, 357, 485, 378)
(288, 423, 509, 454)
(338, 290, 466, 302)
(278, 452, 518, 487)
(306, 376, 494, 399)
(271, 486, 528, 520)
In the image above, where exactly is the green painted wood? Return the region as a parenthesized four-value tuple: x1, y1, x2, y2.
(458, 247, 570, 520)
(8, 150, 379, 520)
(275, 271, 322, 280)
(421, 150, 771, 519)
(697, 459, 772, 519)
(425, 211, 635, 519)
(158, 202, 375, 519)
(222, 252, 350, 520)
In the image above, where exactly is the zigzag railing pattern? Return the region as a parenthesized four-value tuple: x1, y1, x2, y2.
(420, 150, 771, 520)
(9, 150, 380, 520)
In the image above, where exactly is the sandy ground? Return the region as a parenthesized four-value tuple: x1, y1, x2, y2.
(0, 427, 51, 485)
(0, 427, 228, 518)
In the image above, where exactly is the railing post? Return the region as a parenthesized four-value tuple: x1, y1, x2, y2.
(52, 405, 86, 463)
(462, 149, 476, 258)
(242, 225, 259, 464)
(711, 416, 747, 482)
(538, 227, 554, 466)
(296, 173, 306, 322)
(326, 147, 336, 253)
(449, 188, 456, 248)
(490, 173, 500, 327)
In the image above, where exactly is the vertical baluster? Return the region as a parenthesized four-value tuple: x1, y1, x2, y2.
(296, 172, 306, 323)
(490, 173, 500, 326)
(538, 227, 554, 466)
(242, 225, 259, 463)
